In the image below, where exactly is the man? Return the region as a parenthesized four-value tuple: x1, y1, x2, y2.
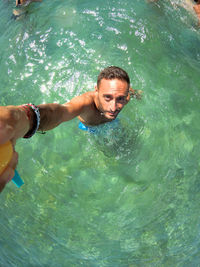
(16, 0, 42, 6)
(13, 0, 42, 20)
(0, 66, 141, 192)
(148, 0, 200, 24)
(193, 0, 200, 24)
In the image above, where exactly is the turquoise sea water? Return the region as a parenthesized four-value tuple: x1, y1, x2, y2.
(0, 0, 200, 266)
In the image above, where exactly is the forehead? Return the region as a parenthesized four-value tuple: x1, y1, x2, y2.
(98, 79, 129, 95)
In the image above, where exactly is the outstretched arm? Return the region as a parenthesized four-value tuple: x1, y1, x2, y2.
(0, 92, 92, 139)
(37, 93, 92, 131)
(0, 92, 92, 192)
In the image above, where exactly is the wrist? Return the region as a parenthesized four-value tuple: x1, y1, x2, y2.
(20, 104, 40, 138)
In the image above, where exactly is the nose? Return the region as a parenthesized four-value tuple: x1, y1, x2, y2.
(109, 100, 117, 112)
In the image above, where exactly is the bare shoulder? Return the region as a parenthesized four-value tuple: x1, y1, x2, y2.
(62, 91, 95, 115)
(81, 91, 95, 102)
(70, 91, 95, 106)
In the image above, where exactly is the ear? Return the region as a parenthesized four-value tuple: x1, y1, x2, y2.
(95, 85, 98, 92)
(126, 92, 130, 104)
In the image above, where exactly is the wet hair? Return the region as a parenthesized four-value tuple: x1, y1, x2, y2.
(97, 66, 130, 88)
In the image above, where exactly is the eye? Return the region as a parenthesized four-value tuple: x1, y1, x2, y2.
(104, 95, 111, 101)
(117, 96, 126, 102)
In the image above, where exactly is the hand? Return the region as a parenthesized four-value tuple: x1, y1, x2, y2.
(0, 105, 30, 144)
(0, 105, 30, 193)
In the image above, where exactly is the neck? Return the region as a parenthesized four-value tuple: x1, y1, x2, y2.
(94, 93, 101, 113)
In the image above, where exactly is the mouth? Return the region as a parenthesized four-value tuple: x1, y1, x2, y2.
(106, 111, 119, 118)
(107, 112, 116, 117)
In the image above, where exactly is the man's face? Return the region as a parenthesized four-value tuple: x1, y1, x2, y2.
(95, 78, 129, 120)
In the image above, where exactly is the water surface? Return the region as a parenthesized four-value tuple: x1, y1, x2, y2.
(0, 0, 200, 266)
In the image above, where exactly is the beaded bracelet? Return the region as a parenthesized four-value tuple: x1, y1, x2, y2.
(21, 103, 40, 138)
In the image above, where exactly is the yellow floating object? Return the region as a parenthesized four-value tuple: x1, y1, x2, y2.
(0, 141, 24, 188)
(0, 141, 13, 175)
